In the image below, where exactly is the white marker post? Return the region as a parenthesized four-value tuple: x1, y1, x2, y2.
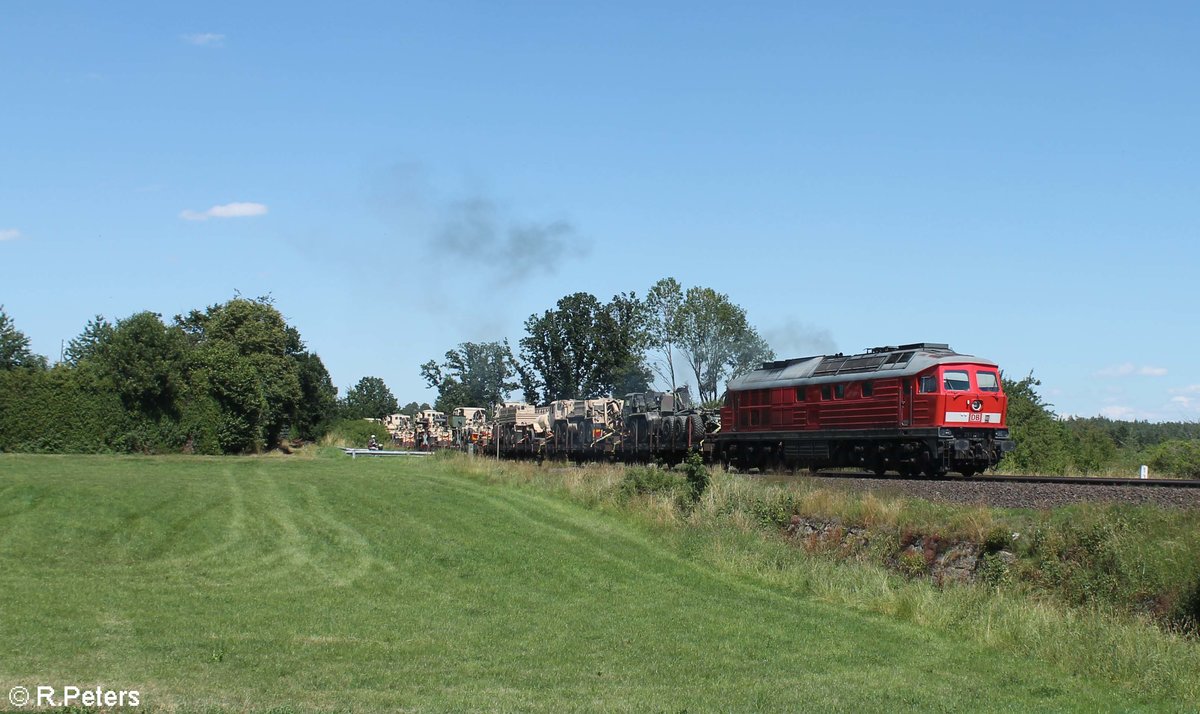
(1140, 464, 1149, 480)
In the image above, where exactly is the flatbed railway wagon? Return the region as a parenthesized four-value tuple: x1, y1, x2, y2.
(714, 343, 1014, 476)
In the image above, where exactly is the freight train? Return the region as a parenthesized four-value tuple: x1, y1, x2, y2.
(405, 343, 1013, 476)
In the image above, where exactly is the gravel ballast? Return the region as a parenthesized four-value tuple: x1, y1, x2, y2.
(776, 475, 1200, 510)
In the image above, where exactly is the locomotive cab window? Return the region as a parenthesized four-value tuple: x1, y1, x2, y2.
(977, 371, 1000, 392)
(821, 385, 831, 400)
(862, 381, 874, 397)
(795, 387, 806, 402)
(943, 370, 970, 391)
(919, 375, 937, 393)
(834, 384, 845, 399)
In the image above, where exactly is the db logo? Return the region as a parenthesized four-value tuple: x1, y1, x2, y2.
(970, 399, 983, 412)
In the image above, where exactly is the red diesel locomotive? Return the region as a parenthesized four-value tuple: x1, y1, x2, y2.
(714, 343, 1014, 476)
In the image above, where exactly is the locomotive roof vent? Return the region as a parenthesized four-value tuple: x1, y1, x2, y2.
(761, 355, 824, 370)
(757, 343, 958, 377)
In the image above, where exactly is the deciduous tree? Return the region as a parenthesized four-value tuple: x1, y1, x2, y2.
(673, 287, 773, 404)
(175, 298, 305, 450)
(342, 376, 398, 420)
(645, 277, 684, 392)
(294, 352, 338, 440)
(517, 292, 650, 403)
(998, 372, 1072, 474)
(421, 340, 520, 414)
(97, 311, 187, 419)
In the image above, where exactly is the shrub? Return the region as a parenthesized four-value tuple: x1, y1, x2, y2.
(321, 418, 386, 448)
(1148, 439, 1200, 478)
(619, 466, 691, 504)
(897, 551, 927, 578)
(680, 452, 710, 498)
(748, 489, 800, 530)
(983, 526, 1013, 554)
(977, 552, 1013, 587)
(1169, 577, 1200, 634)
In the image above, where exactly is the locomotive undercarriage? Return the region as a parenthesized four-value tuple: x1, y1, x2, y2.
(715, 428, 1012, 477)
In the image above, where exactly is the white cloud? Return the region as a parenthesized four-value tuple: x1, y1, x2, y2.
(1165, 386, 1200, 415)
(1100, 405, 1138, 420)
(182, 33, 225, 47)
(1094, 363, 1167, 378)
(0, 228, 21, 241)
(180, 202, 269, 221)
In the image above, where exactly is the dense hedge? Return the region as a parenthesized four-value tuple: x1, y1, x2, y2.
(0, 368, 126, 452)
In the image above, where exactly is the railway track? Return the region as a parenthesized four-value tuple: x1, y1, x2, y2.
(763, 470, 1200, 509)
(809, 470, 1200, 488)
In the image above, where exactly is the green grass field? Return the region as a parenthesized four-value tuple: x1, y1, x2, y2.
(0, 453, 1186, 712)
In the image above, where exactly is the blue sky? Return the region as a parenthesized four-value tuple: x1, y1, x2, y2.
(2, 2, 1197, 421)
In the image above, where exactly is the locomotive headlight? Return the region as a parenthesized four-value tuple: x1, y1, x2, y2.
(938, 428, 954, 438)
(995, 429, 1010, 439)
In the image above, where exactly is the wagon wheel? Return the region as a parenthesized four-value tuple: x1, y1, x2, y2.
(688, 414, 705, 446)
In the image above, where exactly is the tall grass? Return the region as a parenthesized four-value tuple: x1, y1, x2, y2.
(455, 454, 1200, 704)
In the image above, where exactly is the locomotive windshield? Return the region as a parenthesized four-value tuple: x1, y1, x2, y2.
(943, 370, 971, 391)
(977, 371, 1000, 392)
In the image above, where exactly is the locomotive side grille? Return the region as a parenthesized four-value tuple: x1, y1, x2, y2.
(784, 441, 829, 459)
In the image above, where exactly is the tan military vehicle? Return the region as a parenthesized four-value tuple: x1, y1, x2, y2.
(450, 406, 491, 447)
(414, 409, 451, 449)
(493, 402, 546, 455)
(383, 413, 415, 447)
(548, 398, 624, 454)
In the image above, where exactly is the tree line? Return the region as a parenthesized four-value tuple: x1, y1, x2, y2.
(1002, 373, 1200, 477)
(0, 298, 342, 453)
(418, 277, 774, 414)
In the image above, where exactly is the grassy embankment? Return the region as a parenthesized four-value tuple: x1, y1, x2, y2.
(0, 452, 1196, 711)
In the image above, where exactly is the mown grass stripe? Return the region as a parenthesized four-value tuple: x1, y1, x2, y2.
(0, 454, 1169, 712)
